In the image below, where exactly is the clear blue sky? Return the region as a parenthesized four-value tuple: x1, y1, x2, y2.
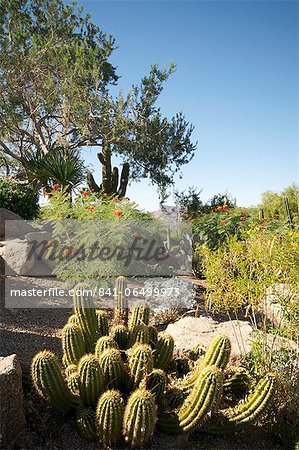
(80, 0, 298, 211)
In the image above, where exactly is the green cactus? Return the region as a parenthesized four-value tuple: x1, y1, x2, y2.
(123, 388, 157, 447)
(128, 324, 150, 347)
(67, 371, 80, 396)
(95, 336, 119, 359)
(178, 366, 223, 432)
(113, 276, 128, 325)
(96, 309, 109, 336)
(74, 287, 99, 352)
(111, 324, 129, 350)
(64, 363, 77, 379)
(223, 367, 252, 400)
(129, 302, 150, 328)
(31, 350, 77, 413)
(188, 342, 206, 361)
(96, 389, 124, 447)
(78, 354, 105, 406)
(128, 344, 153, 391)
(76, 406, 97, 441)
(143, 369, 167, 401)
(68, 313, 79, 325)
(154, 333, 174, 370)
(184, 335, 231, 388)
(164, 385, 187, 409)
(98, 348, 123, 389)
(62, 322, 86, 365)
(205, 373, 277, 433)
(148, 326, 158, 348)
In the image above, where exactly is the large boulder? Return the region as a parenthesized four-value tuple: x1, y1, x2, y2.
(0, 354, 26, 447)
(3, 238, 35, 275)
(0, 208, 34, 239)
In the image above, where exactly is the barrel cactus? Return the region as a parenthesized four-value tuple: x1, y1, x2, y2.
(128, 324, 150, 347)
(128, 344, 153, 390)
(96, 309, 109, 336)
(98, 348, 123, 389)
(78, 354, 105, 406)
(96, 389, 124, 447)
(74, 287, 99, 352)
(111, 324, 129, 350)
(76, 406, 97, 441)
(62, 322, 85, 365)
(123, 388, 157, 447)
(113, 276, 128, 325)
(154, 333, 174, 370)
(129, 302, 150, 328)
(143, 369, 167, 401)
(95, 336, 118, 358)
(31, 350, 77, 413)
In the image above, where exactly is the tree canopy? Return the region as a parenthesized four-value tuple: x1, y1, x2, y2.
(0, 0, 197, 197)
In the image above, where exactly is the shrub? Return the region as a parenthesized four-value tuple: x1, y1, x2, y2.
(0, 177, 39, 219)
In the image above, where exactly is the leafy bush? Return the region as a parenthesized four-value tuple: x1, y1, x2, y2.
(0, 177, 39, 219)
(198, 227, 299, 330)
(259, 183, 299, 222)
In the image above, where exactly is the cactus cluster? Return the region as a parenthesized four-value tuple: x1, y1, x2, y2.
(31, 276, 276, 448)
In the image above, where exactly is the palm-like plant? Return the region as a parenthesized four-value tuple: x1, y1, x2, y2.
(22, 147, 86, 192)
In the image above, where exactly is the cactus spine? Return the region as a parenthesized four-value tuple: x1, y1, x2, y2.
(95, 336, 118, 359)
(67, 371, 80, 396)
(62, 322, 86, 365)
(96, 309, 109, 336)
(144, 369, 167, 401)
(76, 406, 97, 441)
(129, 303, 150, 328)
(114, 276, 128, 325)
(154, 333, 174, 370)
(78, 354, 104, 406)
(111, 325, 128, 350)
(31, 351, 77, 413)
(64, 363, 77, 379)
(123, 388, 157, 447)
(129, 324, 150, 347)
(68, 313, 79, 325)
(74, 287, 99, 352)
(98, 349, 123, 389)
(128, 344, 153, 390)
(96, 390, 124, 447)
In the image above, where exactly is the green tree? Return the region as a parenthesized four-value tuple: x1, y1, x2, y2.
(259, 183, 299, 218)
(0, 0, 196, 197)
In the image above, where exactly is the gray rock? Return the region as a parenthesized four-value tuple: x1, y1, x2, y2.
(0, 354, 26, 447)
(3, 238, 35, 275)
(0, 208, 34, 239)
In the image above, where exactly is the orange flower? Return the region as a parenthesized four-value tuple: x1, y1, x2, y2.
(87, 205, 95, 212)
(273, 214, 279, 219)
(222, 204, 229, 211)
(220, 220, 226, 225)
(261, 217, 268, 222)
(217, 206, 223, 212)
(112, 197, 120, 202)
(241, 209, 247, 215)
(113, 209, 123, 216)
(103, 193, 108, 197)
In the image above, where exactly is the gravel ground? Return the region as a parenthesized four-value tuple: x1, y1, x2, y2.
(0, 276, 283, 450)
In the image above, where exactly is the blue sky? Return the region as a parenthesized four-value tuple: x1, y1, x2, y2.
(80, 0, 298, 211)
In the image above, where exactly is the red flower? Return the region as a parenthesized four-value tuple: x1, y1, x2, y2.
(241, 209, 247, 215)
(87, 205, 95, 211)
(81, 191, 89, 197)
(53, 183, 60, 191)
(112, 197, 120, 202)
(217, 206, 223, 212)
(113, 210, 123, 216)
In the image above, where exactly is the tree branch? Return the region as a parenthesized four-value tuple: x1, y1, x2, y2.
(0, 141, 24, 163)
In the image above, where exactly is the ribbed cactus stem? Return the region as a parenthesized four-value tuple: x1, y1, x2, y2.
(129, 324, 150, 347)
(64, 363, 77, 379)
(128, 344, 153, 391)
(68, 313, 79, 325)
(113, 276, 128, 325)
(96, 309, 109, 337)
(148, 326, 158, 348)
(98, 349, 123, 389)
(67, 371, 80, 396)
(111, 325, 128, 350)
(223, 367, 252, 399)
(78, 354, 105, 406)
(144, 369, 167, 401)
(178, 366, 223, 432)
(76, 406, 97, 441)
(205, 373, 277, 433)
(95, 336, 119, 359)
(184, 335, 231, 388)
(188, 342, 206, 361)
(74, 286, 99, 352)
(62, 322, 86, 365)
(154, 333, 174, 370)
(129, 302, 150, 328)
(123, 388, 157, 447)
(31, 350, 77, 413)
(96, 389, 124, 447)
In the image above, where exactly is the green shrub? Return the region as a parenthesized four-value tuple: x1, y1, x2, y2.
(0, 177, 39, 219)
